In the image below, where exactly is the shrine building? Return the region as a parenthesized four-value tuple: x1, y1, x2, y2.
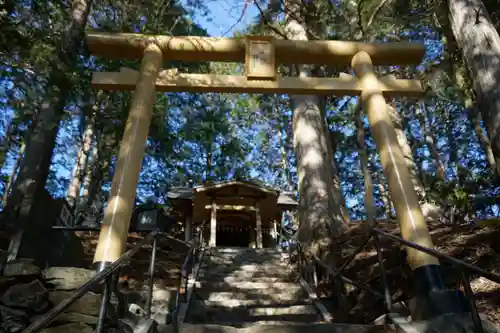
(167, 180, 297, 248)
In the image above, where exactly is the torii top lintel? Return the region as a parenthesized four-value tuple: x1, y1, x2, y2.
(85, 31, 425, 66)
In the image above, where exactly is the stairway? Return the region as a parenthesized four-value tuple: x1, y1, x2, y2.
(185, 247, 324, 327)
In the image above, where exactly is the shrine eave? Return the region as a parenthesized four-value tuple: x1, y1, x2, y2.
(166, 180, 298, 207)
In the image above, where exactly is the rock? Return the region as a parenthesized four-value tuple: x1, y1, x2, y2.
(40, 323, 93, 333)
(3, 259, 40, 277)
(0, 304, 29, 333)
(129, 303, 146, 317)
(145, 287, 175, 325)
(41, 267, 95, 290)
(134, 318, 158, 333)
(48, 291, 101, 316)
(157, 323, 238, 333)
(30, 312, 99, 325)
(54, 313, 99, 325)
(1, 279, 49, 314)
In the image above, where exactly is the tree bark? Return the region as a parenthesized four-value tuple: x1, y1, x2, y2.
(285, 0, 346, 259)
(416, 103, 446, 181)
(387, 104, 427, 200)
(66, 95, 100, 207)
(275, 95, 295, 191)
(378, 182, 393, 219)
(1, 142, 25, 208)
(448, 0, 500, 180)
(354, 103, 376, 222)
(468, 106, 500, 176)
(4, 0, 93, 226)
(388, 104, 443, 221)
(82, 141, 98, 199)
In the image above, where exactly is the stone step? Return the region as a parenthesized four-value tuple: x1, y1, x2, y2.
(199, 292, 309, 307)
(205, 312, 321, 325)
(209, 247, 283, 253)
(197, 270, 294, 281)
(202, 299, 313, 308)
(159, 323, 382, 333)
(199, 263, 290, 272)
(207, 276, 298, 284)
(202, 260, 286, 267)
(203, 255, 286, 263)
(205, 304, 318, 316)
(195, 281, 303, 292)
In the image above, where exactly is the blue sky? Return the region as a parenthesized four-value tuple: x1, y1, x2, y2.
(183, 0, 259, 37)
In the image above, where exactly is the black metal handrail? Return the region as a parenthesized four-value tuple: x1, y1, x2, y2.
(22, 230, 159, 333)
(288, 224, 500, 333)
(171, 225, 205, 332)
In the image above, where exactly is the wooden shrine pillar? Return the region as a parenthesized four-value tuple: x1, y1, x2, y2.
(185, 217, 192, 242)
(209, 199, 217, 247)
(255, 201, 263, 249)
(352, 51, 463, 319)
(249, 226, 256, 248)
(93, 44, 163, 271)
(278, 210, 286, 246)
(270, 219, 278, 248)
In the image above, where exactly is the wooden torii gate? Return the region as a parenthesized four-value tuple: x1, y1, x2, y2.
(86, 31, 452, 318)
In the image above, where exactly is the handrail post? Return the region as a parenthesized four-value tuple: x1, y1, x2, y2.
(145, 235, 157, 318)
(95, 275, 112, 333)
(352, 51, 464, 320)
(460, 271, 484, 333)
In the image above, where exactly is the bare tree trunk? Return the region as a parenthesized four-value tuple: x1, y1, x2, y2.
(388, 104, 442, 221)
(448, 0, 500, 179)
(328, 131, 351, 224)
(468, 107, 500, 176)
(5, 0, 93, 226)
(285, 0, 346, 259)
(355, 104, 376, 222)
(275, 96, 295, 191)
(387, 105, 427, 200)
(378, 182, 393, 219)
(416, 103, 446, 181)
(66, 96, 99, 207)
(2, 142, 25, 208)
(82, 141, 98, 199)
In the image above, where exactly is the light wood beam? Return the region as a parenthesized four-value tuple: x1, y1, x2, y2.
(209, 200, 217, 247)
(204, 204, 257, 212)
(92, 69, 424, 97)
(256, 201, 263, 249)
(86, 31, 425, 65)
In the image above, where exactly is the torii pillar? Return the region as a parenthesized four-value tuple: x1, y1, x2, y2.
(92, 44, 163, 271)
(352, 51, 465, 320)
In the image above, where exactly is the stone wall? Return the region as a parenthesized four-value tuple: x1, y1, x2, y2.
(0, 258, 178, 333)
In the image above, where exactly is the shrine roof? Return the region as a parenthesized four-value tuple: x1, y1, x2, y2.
(166, 180, 297, 206)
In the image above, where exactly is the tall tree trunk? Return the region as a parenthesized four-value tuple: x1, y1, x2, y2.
(275, 95, 295, 191)
(468, 107, 500, 176)
(285, 0, 346, 259)
(82, 140, 98, 199)
(66, 95, 100, 207)
(441, 16, 500, 178)
(416, 103, 446, 181)
(4, 0, 93, 226)
(378, 182, 393, 219)
(354, 104, 376, 222)
(388, 104, 443, 221)
(388, 105, 427, 200)
(0, 121, 17, 170)
(328, 130, 351, 224)
(448, 0, 500, 180)
(2, 142, 25, 208)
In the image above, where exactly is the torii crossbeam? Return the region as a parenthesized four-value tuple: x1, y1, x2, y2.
(86, 31, 459, 321)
